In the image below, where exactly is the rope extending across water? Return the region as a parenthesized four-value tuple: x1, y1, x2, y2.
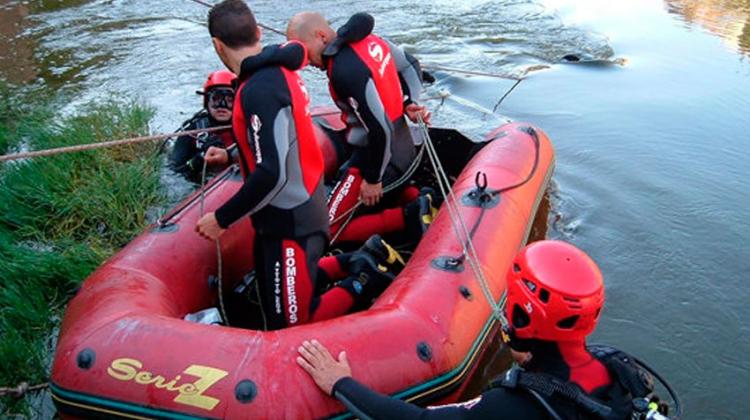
(0, 126, 231, 162)
(184, 0, 522, 82)
(0, 382, 48, 398)
(185, 0, 285, 36)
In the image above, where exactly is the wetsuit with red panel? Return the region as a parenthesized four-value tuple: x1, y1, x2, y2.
(213, 42, 354, 330)
(323, 13, 425, 243)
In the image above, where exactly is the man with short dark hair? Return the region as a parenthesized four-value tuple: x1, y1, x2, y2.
(196, 0, 394, 329)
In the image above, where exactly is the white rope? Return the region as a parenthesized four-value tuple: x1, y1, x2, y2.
(185, 0, 285, 36)
(421, 64, 522, 81)
(0, 126, 230, 162)
(200, 159, 229, 326)
(417, 115, 507, 326)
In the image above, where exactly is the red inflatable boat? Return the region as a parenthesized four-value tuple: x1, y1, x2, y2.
(50, 112, 554, 419)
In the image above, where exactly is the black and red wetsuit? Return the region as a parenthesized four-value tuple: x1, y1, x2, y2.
(330, 341, 622, 419)
(323, 13, 425, 242)
(170, 111, 234, 182)
(213, 42, 354, 330)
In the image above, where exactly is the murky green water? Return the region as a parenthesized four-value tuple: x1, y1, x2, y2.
(2, 0, 749, 418)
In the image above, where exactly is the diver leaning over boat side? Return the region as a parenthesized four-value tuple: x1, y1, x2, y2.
(298, 240, 681, 419)
(287, 11, 439, 246)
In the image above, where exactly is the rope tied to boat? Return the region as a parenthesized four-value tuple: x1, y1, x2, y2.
(199, 159, 230, 326)
(417, 115, 509, 326)
(0, 382, 48, 398)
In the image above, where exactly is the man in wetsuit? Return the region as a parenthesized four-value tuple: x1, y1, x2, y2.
(170, 70, 235, 182)
(196, 0, 396, 330)
(287, 12, 438, 245)
(297, 241, 667, 418)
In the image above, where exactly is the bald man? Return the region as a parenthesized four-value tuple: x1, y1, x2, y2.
(287, 12, 437, 245)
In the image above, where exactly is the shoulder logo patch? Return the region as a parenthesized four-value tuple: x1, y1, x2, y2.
(250, 114, 263, 164)
(368, 41, 384, 63)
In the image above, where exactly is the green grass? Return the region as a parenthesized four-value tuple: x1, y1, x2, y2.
(0, 83, 166, 417)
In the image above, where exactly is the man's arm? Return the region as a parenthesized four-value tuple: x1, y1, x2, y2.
(170, 131, 203, 176)
(214, 80, 293, 228)
(386, 39, 423, 105)
(334, 377, 463, 419)
(330, 54, 392, 185)
(296, 340, 537, 420)
(386, 40, 431, 125)
(333, 377, 546, 420)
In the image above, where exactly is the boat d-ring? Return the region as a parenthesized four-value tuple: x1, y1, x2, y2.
(475, 171, 488, 191)
(463, 171, 500, 209)
(431, 255, 466, 272)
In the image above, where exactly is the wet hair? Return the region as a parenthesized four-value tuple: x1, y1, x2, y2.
(208, 0, 259, 48)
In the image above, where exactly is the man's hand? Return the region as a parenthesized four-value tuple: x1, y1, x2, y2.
(204, 146, 229, 166)
(359, 181, 383, 206)
(196, 212, 225, 240)
(296, 340, 352, 396)
(405, 103, 431, 125)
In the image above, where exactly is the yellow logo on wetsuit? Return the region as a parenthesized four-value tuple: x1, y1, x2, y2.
(107, 358, 228, 411)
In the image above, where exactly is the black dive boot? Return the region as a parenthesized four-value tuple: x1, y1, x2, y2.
(420, 187, 443, 215)
(360, 234, 406, 275)
(404, 187, 442, 243)
(339, 251, 396, 309)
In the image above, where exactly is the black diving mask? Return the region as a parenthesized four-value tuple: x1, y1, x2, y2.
(207, 88, 234, 110)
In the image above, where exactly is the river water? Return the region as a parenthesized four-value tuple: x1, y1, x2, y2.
(2, 0, 748, 418)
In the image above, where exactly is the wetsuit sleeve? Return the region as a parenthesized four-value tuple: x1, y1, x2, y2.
(228, 144, 240, 163)
(330, 55, 392, 184)
(386, 39, 423, 105)
(214, 81, 293, 228)
(332, 377, 546, 420)
(170, 122, 203, 177)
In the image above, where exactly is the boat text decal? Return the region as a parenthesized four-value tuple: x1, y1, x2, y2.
(107, 358, 228, 411)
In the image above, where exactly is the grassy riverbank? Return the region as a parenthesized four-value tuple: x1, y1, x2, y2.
(0, 83, 165, 416)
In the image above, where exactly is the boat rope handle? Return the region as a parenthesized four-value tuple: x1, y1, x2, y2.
(418, 114, 509, 326)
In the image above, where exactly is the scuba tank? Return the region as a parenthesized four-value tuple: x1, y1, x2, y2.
(493, 344, 682, 420)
